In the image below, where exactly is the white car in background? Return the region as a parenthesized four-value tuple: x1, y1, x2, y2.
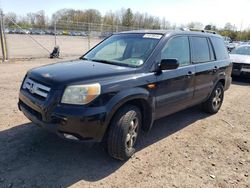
(230, 45, 250, 77)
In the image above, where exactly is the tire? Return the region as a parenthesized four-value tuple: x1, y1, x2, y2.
(107, 105, 141, 160)
(202, 82, 224, 114)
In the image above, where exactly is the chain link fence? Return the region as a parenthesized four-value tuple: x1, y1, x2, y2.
(1, 19, 144, 60)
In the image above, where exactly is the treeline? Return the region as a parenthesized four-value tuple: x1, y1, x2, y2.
(4, 8, 170, 30)
(3, 8, 250, 40)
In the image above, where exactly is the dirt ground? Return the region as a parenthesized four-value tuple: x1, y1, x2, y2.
(0, 57, 249, 188)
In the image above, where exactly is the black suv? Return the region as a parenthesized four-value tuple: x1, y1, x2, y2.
(19, 30, 232, 160)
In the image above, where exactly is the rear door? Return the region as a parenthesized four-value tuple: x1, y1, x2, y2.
(210, 37, 231, 83)
(190, 36, 216, 104)
(155, 36, 196, 119)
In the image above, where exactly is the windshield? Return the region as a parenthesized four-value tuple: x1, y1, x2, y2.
(231, 46, 250, 55)
(83, 33, 162, 67)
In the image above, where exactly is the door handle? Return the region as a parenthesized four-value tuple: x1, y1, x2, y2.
(186, 71, 194, 77)
(213, 66, 218, 72)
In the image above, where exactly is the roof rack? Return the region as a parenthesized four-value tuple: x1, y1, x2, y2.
(189, 28, 217, 34)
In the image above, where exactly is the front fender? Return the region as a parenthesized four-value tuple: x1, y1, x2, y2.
(103, 87, 155, 131)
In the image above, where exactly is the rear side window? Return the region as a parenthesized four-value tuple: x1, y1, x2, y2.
(210, 37, 229, 60)
(190, 37, 210, 63)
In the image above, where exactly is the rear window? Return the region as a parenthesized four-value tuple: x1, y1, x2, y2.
(210, 37, 229, 60)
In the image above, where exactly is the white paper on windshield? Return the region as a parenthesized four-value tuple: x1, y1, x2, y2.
(143, 34, 162, 39)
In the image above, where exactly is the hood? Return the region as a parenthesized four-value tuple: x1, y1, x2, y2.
(230, 54, 250, 64)
(28, 60, 136, 88)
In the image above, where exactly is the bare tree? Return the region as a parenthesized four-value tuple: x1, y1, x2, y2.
(35, 10, 46, 28)
(224, 23, 234, 31)
(161, 18, 171, 29)
(4, 12, 17, 27)
(26, 13, 36, 25)
(187, 22, 204, 30)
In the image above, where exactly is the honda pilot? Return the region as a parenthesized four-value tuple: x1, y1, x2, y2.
(19, 30, 232, 160)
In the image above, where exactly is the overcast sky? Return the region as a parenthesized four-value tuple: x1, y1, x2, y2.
(1, 0, 250, 30)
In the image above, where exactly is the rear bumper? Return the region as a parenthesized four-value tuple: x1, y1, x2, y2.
(18, 90, 108, 142)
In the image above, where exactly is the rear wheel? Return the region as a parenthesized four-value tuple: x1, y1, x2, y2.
(107, 105, 141, 160)
(202, 82, 224, 114)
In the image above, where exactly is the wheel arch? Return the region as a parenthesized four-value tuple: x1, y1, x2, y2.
(102, 88, 155, 141)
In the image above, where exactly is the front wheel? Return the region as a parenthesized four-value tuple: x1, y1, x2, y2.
(107, 105, 141, 160)
(202, 82, 224, 114)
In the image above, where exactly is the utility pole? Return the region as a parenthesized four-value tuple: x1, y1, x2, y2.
(239, 20, 243, 41)
(88, 23, 91, 50)
(0, 9, 8, 62)
(54, 19, 57, 46)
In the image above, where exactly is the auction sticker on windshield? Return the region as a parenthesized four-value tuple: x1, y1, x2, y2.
(143, 34, 162, 39)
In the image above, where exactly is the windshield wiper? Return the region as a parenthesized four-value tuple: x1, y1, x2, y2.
(90, 59, 135, 67)
(80, 57, 136, 68)
(79, 56, 90, 60)
(91, 59, 118, 65)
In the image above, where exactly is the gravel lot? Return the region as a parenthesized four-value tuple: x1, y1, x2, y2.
(0, 57, 249, 188)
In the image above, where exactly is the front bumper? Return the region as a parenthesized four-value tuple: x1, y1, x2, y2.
(232, 63, 250, 77)
(18, 89, 108, 142)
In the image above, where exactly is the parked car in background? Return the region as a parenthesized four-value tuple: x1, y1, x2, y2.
(223, 36, 235, 52)
(4, 28, 10, 34)
(80, 31, 88, 37)
(227, 42, 237, 52)
(45, 30, 55, 35)
(19, 30, 232, 160)
(8, 29, 15, 34)
(23, 29, 31, 34)
(30, 29, 46, 35)
(230, 45, 250, 77)
(99, 32, 113, 38)
(62, 30, 69, 35)
(224, 36, 232, 45)
(69, 31, 82, 36)
(30, 29, 40, 35)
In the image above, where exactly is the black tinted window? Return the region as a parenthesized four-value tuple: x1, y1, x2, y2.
(190, 37, 210, 63)
(161, 36, 190, 66)
(211, 37, 229, 60)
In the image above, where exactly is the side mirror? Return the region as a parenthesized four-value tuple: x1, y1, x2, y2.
(159, 59, 179, 70)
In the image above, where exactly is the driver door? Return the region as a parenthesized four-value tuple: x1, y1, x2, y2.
(155, 36, 196, 119)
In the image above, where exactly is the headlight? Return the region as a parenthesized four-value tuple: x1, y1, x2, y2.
(61, 83, 101, 105)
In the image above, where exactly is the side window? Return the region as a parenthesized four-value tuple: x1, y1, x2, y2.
(210, 37, 229, 60)
(190, 37, 210, 63)
(161, 36, 190, 66)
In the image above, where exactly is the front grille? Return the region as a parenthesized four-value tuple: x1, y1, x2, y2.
(22, 78, 51, 99)
(243, 64, 250, 69)
(233, 63, 242, 70)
